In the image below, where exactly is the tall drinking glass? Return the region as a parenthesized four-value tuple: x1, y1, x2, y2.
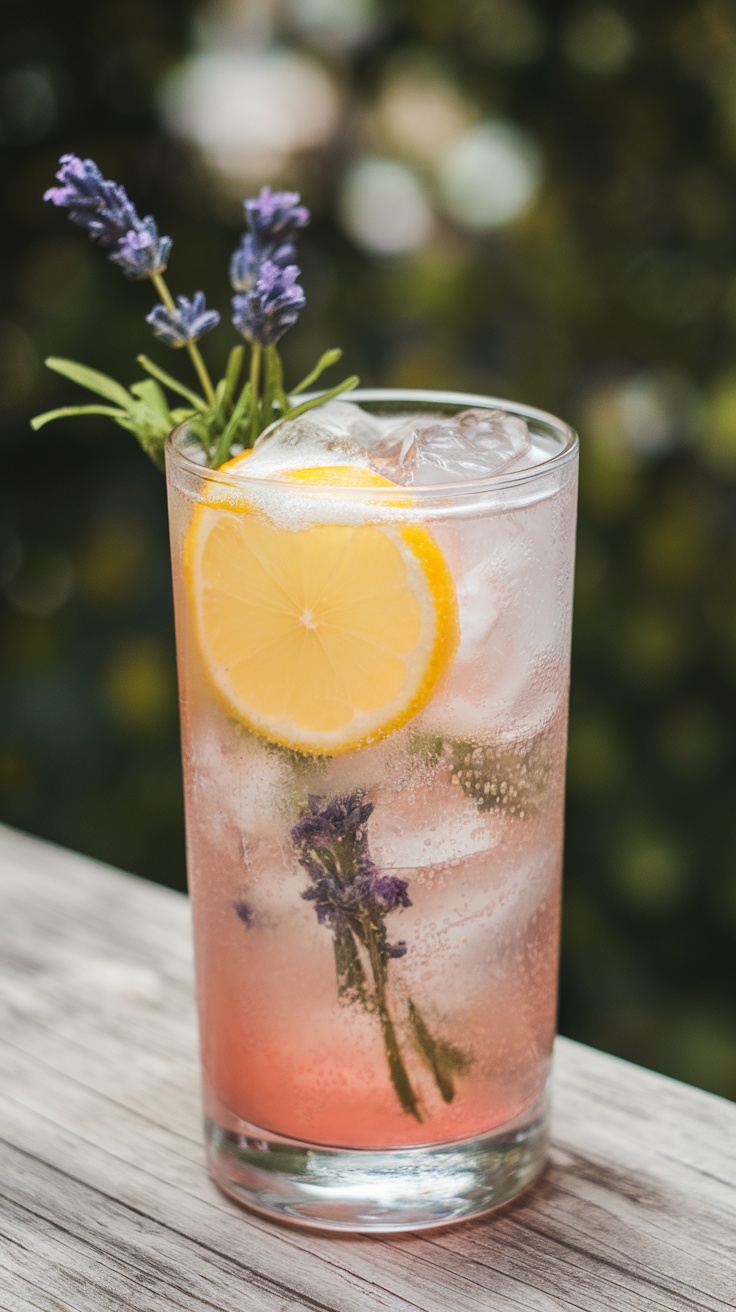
(165, 390, 578, 1232)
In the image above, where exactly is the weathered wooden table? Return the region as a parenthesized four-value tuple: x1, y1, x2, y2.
(1, 823, 734, 1311)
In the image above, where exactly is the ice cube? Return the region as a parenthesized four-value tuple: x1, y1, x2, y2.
(368, 773, 500, 871)
(368, 408, 530, 485)
(246, 400, 382, 478)
(417, 491, 574, 742)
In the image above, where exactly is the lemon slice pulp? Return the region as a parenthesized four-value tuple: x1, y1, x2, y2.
(184, 458, 458, 755)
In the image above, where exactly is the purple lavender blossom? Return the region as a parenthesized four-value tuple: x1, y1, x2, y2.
(230, 234, 264, 294)
(233, 896, 254, 927)
(232, 261, 306, 348)
(291, 793, 374, 850)
(244, 187, 310, 243)
(110, 218, 172, 279)
(44, 154, 171, 279)
(292, 792, 410, 965)
(229, 187, 309, 294)
(230, 232, 298, 293)
(146, 292, 220, 348)
(364, 870, 411, 913)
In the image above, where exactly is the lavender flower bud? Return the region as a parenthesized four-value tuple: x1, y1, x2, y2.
(244, 187, 310, 242)
(292, 792, 373, 851)
(229, 232, 298, 293)
(44, 154, 171, 279)
(229, 187, 309, 294)
(231, 261, 305, 348)
(146, 291, 220, 348)
(110, 218, 173, 281)
(233, 896, 254, 927)
(367, 872, 411, 913)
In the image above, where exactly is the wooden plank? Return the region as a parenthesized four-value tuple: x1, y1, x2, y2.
(0, 822, 734, 1312)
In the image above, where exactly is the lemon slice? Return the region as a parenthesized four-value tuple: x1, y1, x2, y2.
(184, 458, 458, 755)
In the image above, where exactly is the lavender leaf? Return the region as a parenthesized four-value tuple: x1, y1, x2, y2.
(290, 348, 343, 396)
(136, 355, 207, 410)
(276, 376, 360, 425)
(30, 404, 131, 431)
(408, 1000, 470, 1104)
(44, 357, 135, 408)
(130, 378, 171, 421)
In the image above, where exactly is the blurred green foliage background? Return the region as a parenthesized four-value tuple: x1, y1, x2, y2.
(2, 0, 736, 1099)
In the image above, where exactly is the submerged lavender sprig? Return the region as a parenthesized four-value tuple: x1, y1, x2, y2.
(44, 154, 171, 279)
(291, 792, 469, 1120)
(34, 158, 358, 468)
(147, 292, 221, 348)
(294, 794, 410, 965)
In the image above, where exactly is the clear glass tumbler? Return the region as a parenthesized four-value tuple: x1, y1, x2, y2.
(165, 390, 578, 1232)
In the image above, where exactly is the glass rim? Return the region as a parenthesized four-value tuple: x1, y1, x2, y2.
(166, 387, 579, 498)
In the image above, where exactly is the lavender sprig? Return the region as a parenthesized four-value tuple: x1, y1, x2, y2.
(292, 792, 419, 1119)
(44, 154, 172, 279)
(147, 292, 221, 349)
(33, 159, 358, 467)
(291, 792, 469, 1120)
(227, 187, 356, 446)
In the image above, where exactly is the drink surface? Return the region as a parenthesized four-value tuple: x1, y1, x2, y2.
(167, 399, 578, 1149)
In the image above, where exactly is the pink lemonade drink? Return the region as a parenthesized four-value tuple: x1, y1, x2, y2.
(166, 390, 578, 1231)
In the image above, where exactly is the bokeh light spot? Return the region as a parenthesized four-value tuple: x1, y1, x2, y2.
(160, 48, 341, 182)
(469, 0, 545, 66)
(105, 639, 173, 734)
(285, 0, 379, 50)
(583, 372, 699, 461)
(0, 322, 38, 409)
(338, 157, 433, 254)
(78, 521, 150, 604)
(4, 549, 75, 618)
(376, 62, 477, 166)
(438, 121, 543, 230)
(702, 370, 736, 472)
(563, 4, 636, 75)
(615, 830, 688, 913)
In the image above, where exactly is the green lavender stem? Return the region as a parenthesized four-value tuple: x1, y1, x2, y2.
(249, 343, 262, 447)
(407, 999, 469, 1104)
(360, 913, 422, 1122)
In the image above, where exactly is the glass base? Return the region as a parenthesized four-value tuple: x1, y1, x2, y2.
(205, 1084, 549, 1234)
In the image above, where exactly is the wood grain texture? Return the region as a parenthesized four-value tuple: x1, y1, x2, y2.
(0, 822, 734, 1312)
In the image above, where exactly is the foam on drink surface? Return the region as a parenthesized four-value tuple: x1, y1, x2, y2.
(209, 400, 564, 530)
